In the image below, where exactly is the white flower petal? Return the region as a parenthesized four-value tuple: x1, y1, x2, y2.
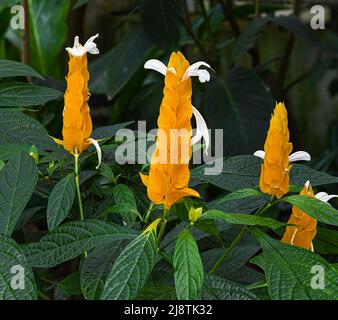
(66, 34, 99, 56)
(310, 242, 314, 252)
(144, 59, 167, 76)
(182, 61, 211, 82)
(289, 151, 311, 162)
(87, 138, 102, 169)
(84, 33, 99, 55)
(253, 150, 265, 159)
(315, 192, 338, 204)
(305, 180, 311, 190)
(191, 106, 210, 155)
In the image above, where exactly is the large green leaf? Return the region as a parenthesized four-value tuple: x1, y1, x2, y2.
(204, 69, 274, 155)
(313, 227, 338, 255)
(47, 174, 76, 231)
(173, 229, 204, 300)
(23, 219, 138, 268)
(201, 210, 285, 230)
(140, 0, 182, 48)
(212, 188, 266, 204)
(251, 228, 338, 300)
(28, 0, 70, 76)
(0, 109, 54, 150)
(202, 274, 257, 300)
(192, 155, 338, 191)
(0, 152, 38, 236)
(0, 0, 19, 12)
(0, 59, 43, 79)
(101, 231, 157, 300)
(80, 241, 126, 300)
(0, 81, 61, 107)
(112, 184, 138, 224)
(282, 195, 338, 226)
(90, 28, 150, 97)
(91, 121, 134, 140)
(0, 234, 37, 300)
(0, 144, 31, 161)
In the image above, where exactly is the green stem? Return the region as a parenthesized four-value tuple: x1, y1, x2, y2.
(74, 150, 87, 258)
(255, 0, 260, 17)
(144, 202, 154, 223)
(209, 226, 247, 274)
(74, 152, 84, 222)
(156, 207, 169, 248)
(209, 195, 276, 274)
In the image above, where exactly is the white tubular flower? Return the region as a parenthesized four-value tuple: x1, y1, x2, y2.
(182, 61, 212, 82)
(191, 106, 210, 155)
(87, 138, 102, 169)
(66, 34, 99, 57)
(315, 191, 338, 205)
(144, 59, 212, 83)
(253, 150, 311, 162)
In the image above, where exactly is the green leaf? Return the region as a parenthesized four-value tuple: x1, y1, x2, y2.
(0, 234, 37, 300)
(313, 227, 338, 255)
(58, 271, 82, 297)
(0, 152, 38, 236)
(112, 184, 138, 223)
(0, 109, 54, 150)
(0, 0, 19, 12)
(192, 155, 338, 191)
(28, 0, 70, 76)
(0, 81, 61, 107)
(192, 155, 261, 191)
(233, 17, 269, 62)
(282, 195, 338, 226)
(90, 28, 150, 97)
(205, 69, 274, 155)
(23, 219, 138, 268)
(138, 285, 176, 300)
(80, 242, 126, 300)
(101, 231, 157, 300)
(213, 188, 266, 204)
(173, 229, 204, 300)
(202, 274, 257, 300)
(251, 228, 338, 299)
(91, 121, 134, 140)
(0, 59, 43, 79)
(140, 0, 182, 48)
(0, 144, 31, 161)
(47, 174, 76, 231)
(201, 210, 285, 230)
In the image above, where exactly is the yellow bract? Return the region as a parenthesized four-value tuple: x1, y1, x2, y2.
(189, 207, 203, 225)
(140, 52, 200, 209)
(281, 182, 317, 250)
(259, 102, 293, 198)
(54, 51, 93, 155)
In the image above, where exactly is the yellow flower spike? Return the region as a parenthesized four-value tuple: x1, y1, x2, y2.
(189, 207, 203, 225)
(54, 34, 102, 169)
(281, 180, 338, 251)
(281, 181, 317, 251)
(143, 218, 162, 235)
(141, 52, 212, 209)
(254, 103, 311, 198)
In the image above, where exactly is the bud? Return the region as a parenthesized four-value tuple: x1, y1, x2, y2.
(189, 207, 203, 225)
(29, 145, 39, 163)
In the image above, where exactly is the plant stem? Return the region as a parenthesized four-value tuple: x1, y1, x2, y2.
(37, 290, 50, 300)
(74, 150, 87, 258)
(255, 0, 260, 17)
(209, 196, 277, 274)
(156, 207, 169, 248)
(144, 202, 154, 223)
(209, 226, 247, 274)
(74, 151, 84, 222)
